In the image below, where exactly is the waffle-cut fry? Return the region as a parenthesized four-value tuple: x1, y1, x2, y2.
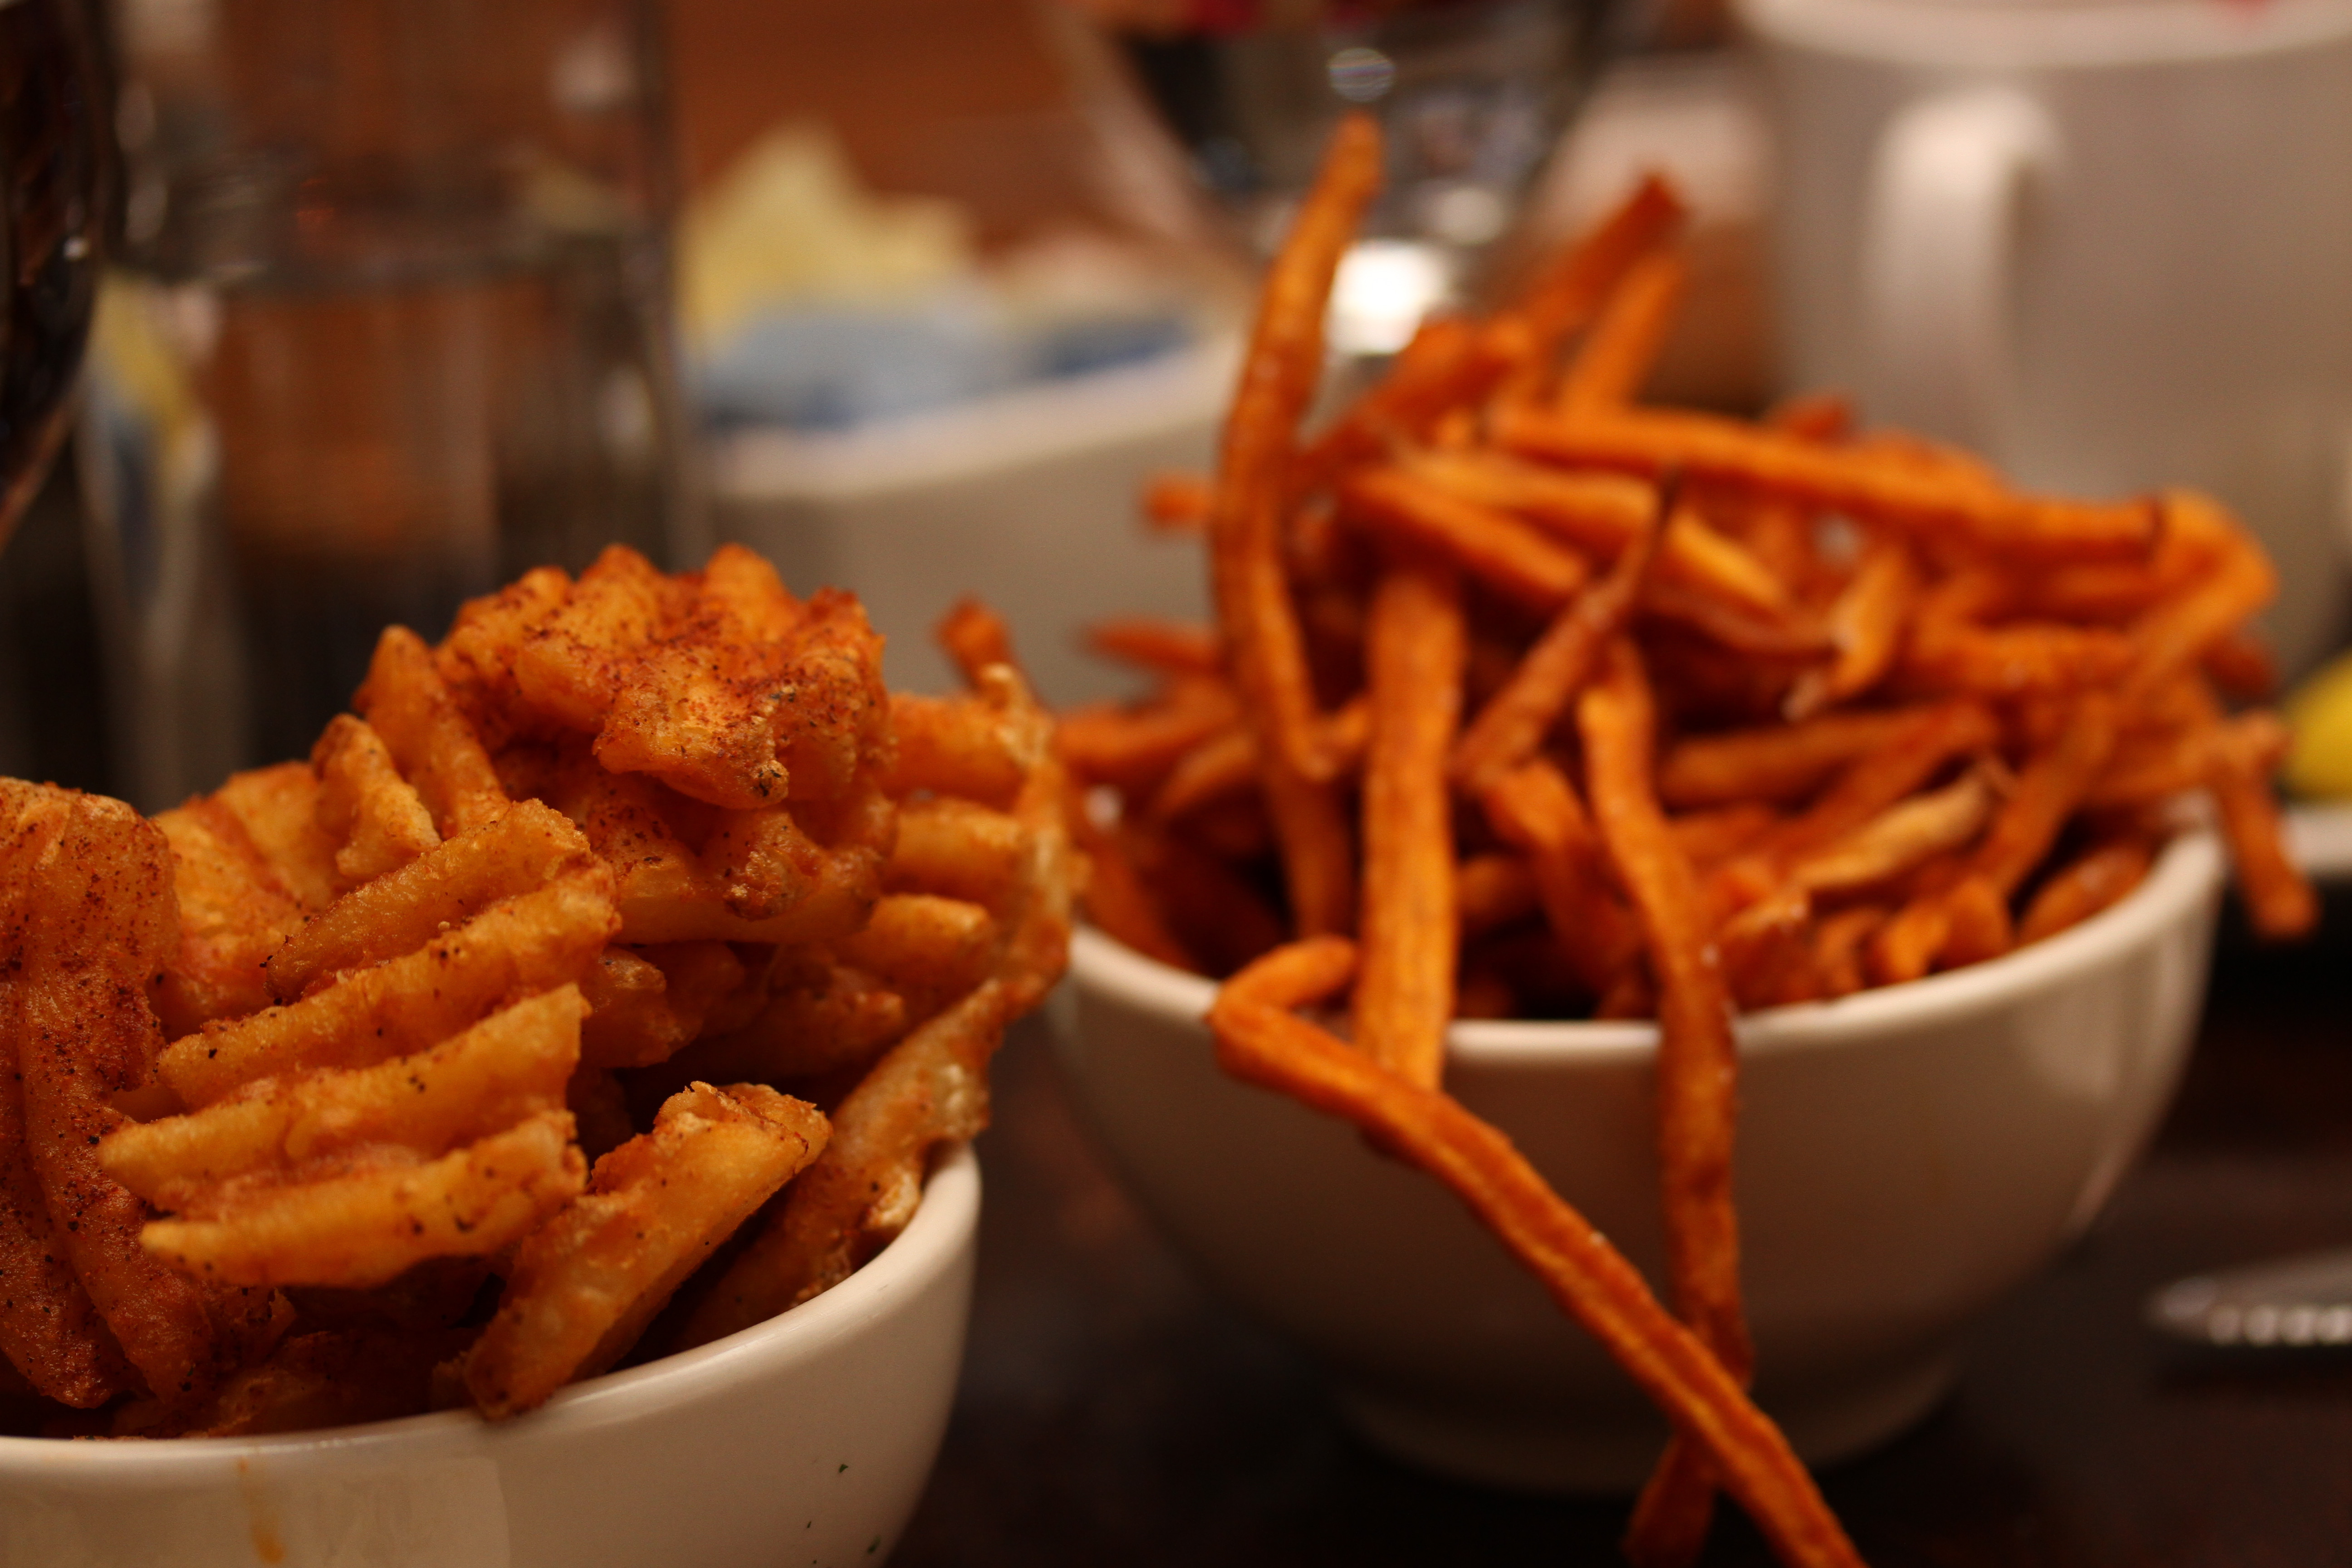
(1785, 537, 1918, 719)
(1083, 617, 1223, 680)
(937, 596, 1020, 687)
(358, 627, 513, 836)
(211, 762, 341, 915)
(885, 692, 1028, 808)
(510, 545, 673, 734)
(435, 566, 572, 739)
(700, 797, 889, 934)
(1787, 767, 2001, 898)
(1656, 708, 1933, 810)
(269, 800, 595, 1000)
(1454, 502, 1659, 794)
(311, 715, 440, 885)
(1497, 405, 2159, 564)
(2019, 838, 2156, 943)
(1352, 557, 1466, 1088)
(662, 959, 908, 1086)
(1400, 446, 1653, 559)
(106, 988, 586, 1207)
(684, 661, 1071, 1341)
(1558, 250, 1687, 413)
(1204, 948, 1862, 1568)
(1478, 761, 1643, 995)
(1058, 681, 1242, 792)
(156, 796, 308, 1036)
(834, 894, 998, 1004)
(577, 944, 753, 1072)
(169, 1327, 475, 1438)
(1210, 113, 1378, 795)
(594, 549, 803, 810)
(1338, 465, 1592, 612)
(464, 1083, 828, 1419)
(769, 589, 892, 813)
(888, 797, 1025, 906)
(10, 789, 286, 1413)
(159, 866, 619, 1109)
(139, 1111, 585, 1289)
(1141, 470, 1213, 532)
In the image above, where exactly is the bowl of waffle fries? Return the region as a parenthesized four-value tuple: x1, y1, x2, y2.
(0, 552, 1072, 1568)
(1054, 116, 2311, 1555)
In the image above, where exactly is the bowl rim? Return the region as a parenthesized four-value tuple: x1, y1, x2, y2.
(1073, 829, 2223, 1067)
(0, 1143, 980, 1473)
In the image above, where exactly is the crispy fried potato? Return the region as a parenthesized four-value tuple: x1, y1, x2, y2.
(270, 800, 596, 1000)
(106, 987, 586, 1206)
(311, 715, 440, 885)
(576, 943, 753, 1071)
(139, 1111, 585, 1289)
(358, 627, 513, 837)
(160, 866, 618, 1108)
(156, 796, 308, 1036)
(511, 545, 672, 733)
(211, 762, 342, 914)
(464, 1083, 828, 1418)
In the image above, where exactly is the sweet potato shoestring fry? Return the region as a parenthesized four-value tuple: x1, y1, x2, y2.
(1578, 641, 1753, 1561)
(1352, 555, 1467, 1088)
(1205, 941, 1861, 1568)
(1208, 112, 1382, 933)
(1557, 250, 1689, 414)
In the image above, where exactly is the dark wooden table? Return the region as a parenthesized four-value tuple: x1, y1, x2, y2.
(895, 901, 2352, 1567)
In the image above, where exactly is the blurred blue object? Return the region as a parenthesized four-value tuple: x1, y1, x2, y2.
(692, 290, 1196, 432)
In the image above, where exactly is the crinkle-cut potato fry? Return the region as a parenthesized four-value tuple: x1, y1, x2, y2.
(357, 626, 512, 836)
(211, 761, 342, 914)
(269, 799, 596, 1000)
(463, 1083, 828, 1418)
(510, 544, 673, 733)
(8, 787, 287, 1412)
(138, 1111, 585, 1290)
(159, 865, 619, 1109)
(104, 987, 587, 1208)
(663, 958, 909, 1087)
(311, 714, 440, 886)
(577, 942, 752, 1072)
(156, 796, 308, 1036)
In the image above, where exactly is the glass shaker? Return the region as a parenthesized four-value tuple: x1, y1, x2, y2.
(80, 0, 699, 810)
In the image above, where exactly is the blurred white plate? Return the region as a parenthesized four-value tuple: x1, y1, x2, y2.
(2286, 801, 2352, 881)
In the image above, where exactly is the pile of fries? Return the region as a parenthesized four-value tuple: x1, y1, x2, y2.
(0, 547, 1069, 1436)
(1068, 116, 2312, 1568)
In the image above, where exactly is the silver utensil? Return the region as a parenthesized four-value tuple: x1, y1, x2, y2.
(2146, 1247, 2352, 1347)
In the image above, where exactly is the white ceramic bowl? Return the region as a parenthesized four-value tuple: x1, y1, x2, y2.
(1056, 834, 2224, 1492)
(0, 1146, 979, 1568)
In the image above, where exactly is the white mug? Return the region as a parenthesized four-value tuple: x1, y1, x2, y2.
(1739, 0, 2352, 672)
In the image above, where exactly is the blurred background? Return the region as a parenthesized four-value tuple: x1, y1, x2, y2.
(5, 0, 1781, 810)
(14, 0, 2352, 812)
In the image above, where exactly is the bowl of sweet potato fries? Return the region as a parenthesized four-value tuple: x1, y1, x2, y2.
(1054, 117, 2310, 1560)
(0, 552, 1071, 1567)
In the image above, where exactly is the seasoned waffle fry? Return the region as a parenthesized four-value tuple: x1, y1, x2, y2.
(463, 1083, 827, 1417)
(312, 714, 439, 884)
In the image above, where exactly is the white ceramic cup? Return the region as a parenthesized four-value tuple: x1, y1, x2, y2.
(1741, 0, 2352, 672)
(0, 1147, 979, 1568)
(1057, 835, 2221, 1492)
